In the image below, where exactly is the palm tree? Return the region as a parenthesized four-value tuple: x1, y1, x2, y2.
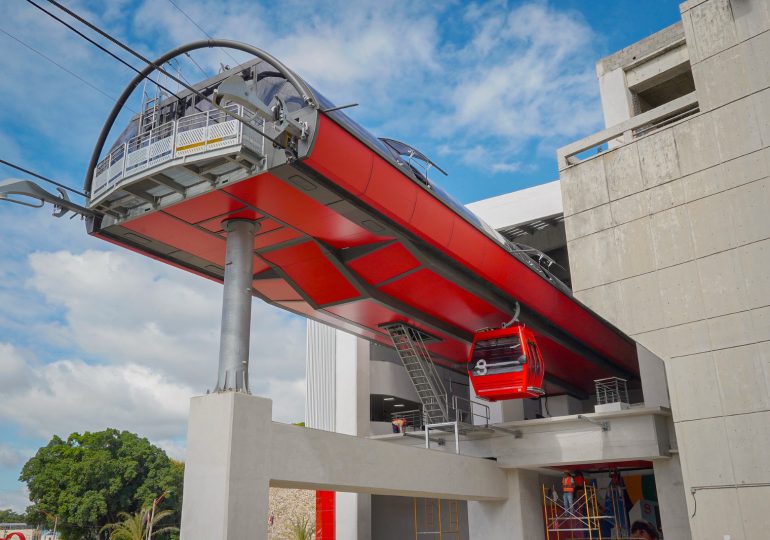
(288, 515, 315, 540)
(99, 507, 178, 540)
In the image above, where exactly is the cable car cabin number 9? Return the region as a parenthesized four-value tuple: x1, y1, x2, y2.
(467, 324, 545, 401)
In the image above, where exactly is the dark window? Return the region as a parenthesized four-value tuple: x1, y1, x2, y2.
(470, 335, 526, 376)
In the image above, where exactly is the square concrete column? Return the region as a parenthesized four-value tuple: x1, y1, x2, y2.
(467, 469, 544, 540)
(180, 393, 273, 540)
(335, 331, 372, 540)
(653, 455, 692, 540)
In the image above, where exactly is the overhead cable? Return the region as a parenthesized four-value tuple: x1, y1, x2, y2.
(23, 0, 190, 111)
(0, 158, 87, 198)
(165, 0, 239, 66)
(35, 0, 287, 149)
(0, 26, 137, 112)
(184, 51, 210, 79)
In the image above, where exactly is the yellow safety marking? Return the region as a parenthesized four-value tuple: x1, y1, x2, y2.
(175, 137, 224, 151)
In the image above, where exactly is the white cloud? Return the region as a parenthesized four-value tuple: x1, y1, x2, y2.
(0, 486, 29, 513)
(431, 1, 603, 168)
(0, 342, 191, 440)
(0, 443, 24, 469)
(25, 249, 306, 395)
(128, 0, 602, 170)
(0, 235, 307, 447)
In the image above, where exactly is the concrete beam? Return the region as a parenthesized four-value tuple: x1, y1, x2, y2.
(375, 407, 673, 470)
(269, 422, 508, 500)
(181, 392, 508, 540)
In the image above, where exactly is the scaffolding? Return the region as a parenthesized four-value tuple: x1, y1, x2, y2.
(543, 484, 605, 540)
(413, 498, 461, 539)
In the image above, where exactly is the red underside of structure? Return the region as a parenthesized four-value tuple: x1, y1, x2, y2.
(95, 115, 639, 395)
(550, 460, 654, 472)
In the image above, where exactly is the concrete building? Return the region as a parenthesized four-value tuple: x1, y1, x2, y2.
(302, 1, 770, 538)
(557, 1, 770, 538)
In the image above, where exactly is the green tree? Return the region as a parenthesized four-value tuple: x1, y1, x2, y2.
(288, 515, 315, 540)
(100, 507, 178, 540)
(20, 429, 183, 540)
(0, 507, 27, 523)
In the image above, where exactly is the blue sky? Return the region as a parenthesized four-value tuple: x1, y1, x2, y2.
(0, 0, 680, 512)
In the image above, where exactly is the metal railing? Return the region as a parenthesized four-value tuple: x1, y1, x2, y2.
(451, 395, 490, 427)
(557, 91, 698, 169)
(595, 377, 630, 406)
(92, 104, 262, 199)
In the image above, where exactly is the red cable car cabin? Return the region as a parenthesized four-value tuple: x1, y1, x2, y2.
(468, 324, 545, 401)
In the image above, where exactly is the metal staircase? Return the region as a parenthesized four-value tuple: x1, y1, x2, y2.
(383, 323, 450, 424)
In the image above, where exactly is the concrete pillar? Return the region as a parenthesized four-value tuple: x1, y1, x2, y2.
(546, 395, 582, 416)
(335, 331, 372, 540)
(180, 393, 272, 539)
(652, 455, 692, 540)
(467, 469, 544, 540)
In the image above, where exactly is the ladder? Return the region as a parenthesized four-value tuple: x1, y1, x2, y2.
(384, 323, 450, 424)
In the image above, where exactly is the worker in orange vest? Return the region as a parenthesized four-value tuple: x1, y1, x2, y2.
(574, 470, 586, 502)
(562, 471, 575, 509)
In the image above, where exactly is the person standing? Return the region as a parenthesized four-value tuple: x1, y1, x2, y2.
(562, 471, 575, 510)
(574, 470, 586, 504)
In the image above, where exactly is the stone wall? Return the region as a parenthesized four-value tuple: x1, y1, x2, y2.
(268, 488, 315, 539)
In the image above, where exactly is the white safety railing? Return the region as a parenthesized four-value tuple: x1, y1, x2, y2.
(451, 395, 490, 427)
(92, 104, 260, 198)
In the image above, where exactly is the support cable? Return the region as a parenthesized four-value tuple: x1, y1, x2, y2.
(184, 51, 210, 79)
(24, 0, 197, 116)
(165, 0, 239, 66)
(0, 26, 137, 113)
(28, 0, 290, 157)
(41, 0, 314, 106)
(0, 158, 87, 198)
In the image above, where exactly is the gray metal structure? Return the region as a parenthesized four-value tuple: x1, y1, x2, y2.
(216, 219, 258, 392)
(383, 323, 451, 424)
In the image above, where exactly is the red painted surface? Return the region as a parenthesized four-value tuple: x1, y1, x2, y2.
(468, 325, 546, 400)
(346, 242, 420, 286)
(97, 110, 641, 395)
(121, 212, 227, 265)
(262, 241, 361, 306)
(365, 156, 417, 223)
(378, 268, 507, 331)
(316, 490, 335, 540)
(550, 460, 653, 472)
(164, 189, 245, 223)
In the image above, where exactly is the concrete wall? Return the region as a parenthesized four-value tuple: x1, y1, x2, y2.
(560, 1, 770, 537)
